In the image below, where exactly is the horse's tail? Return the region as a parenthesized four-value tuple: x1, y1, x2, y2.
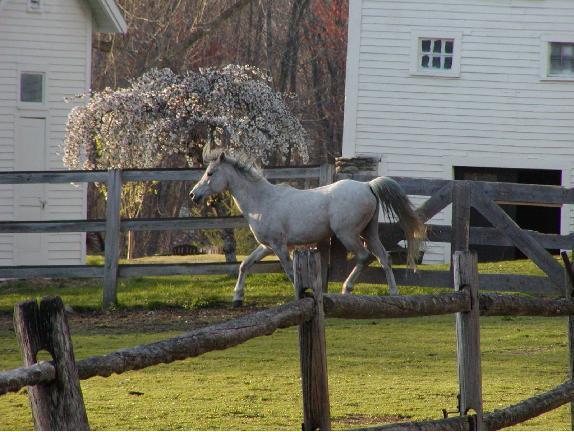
(368, 177, 426, 269)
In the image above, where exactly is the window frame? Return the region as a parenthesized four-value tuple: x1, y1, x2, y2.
(410, 31, 462, 78)
(540, 34, 574, 82)
(27, 0, 43, 13)
(17, 67, 48, 110)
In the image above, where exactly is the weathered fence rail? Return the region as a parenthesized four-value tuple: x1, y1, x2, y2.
(2, 249, 574, 430)
(1, 164, 573, 307)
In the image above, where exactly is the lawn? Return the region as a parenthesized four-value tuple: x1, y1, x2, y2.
(0, 255, 571, 430)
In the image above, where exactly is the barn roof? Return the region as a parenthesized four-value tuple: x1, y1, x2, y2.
(0, 0, 127, 33)
(86, 0, 127, 34)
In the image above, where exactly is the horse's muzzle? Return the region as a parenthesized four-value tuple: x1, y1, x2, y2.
(190, 192, 203, 204)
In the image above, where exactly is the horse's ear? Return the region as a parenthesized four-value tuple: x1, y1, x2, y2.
(218, 152, 225, 162)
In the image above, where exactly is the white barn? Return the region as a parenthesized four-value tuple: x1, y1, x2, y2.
(342, 0, 574, 263)
(0, 0, 125, 265)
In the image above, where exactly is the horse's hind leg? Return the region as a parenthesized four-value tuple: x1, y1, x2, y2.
(363, 216, 398, 295)
(233, 244, 273, 307)
(336, 233, 371, 294)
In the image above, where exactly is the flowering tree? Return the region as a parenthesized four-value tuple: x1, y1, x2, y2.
(64, 65, 309, 170)
(63, 65, 309, 259)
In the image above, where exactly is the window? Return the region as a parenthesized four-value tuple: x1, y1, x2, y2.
(549, 42, 574, 75)
(420, 39, 454, 70)
(20, 73, 44, 103)
(410, 31, 462, 77)
(540, 35, 574, 81)
(27, 0, 42, 12)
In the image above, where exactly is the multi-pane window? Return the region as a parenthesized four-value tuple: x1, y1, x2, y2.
(549, 42, 574, 75)
(420, 38, 454, 70)
(20, 73, 44, 103)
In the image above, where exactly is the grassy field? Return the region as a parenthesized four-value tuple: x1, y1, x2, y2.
(0, 255, 571, 430)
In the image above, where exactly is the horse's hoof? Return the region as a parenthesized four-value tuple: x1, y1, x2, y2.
(232, 300, 243, 308)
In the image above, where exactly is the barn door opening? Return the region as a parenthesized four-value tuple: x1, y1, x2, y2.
(14, 116, 47, 265)
(454, 166, 561, 262)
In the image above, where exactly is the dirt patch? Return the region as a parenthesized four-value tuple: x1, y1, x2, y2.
(333, 413, 412, 427)
(0, 305, 263, 335)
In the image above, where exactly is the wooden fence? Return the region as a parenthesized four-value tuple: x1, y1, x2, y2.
(1, 165, 573, 308)
(0, 165, 332, 308)
(2, 249, 574, 430)
(332, 174, 574, 297)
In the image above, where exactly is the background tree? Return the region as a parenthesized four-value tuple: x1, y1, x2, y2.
(64, 66, 308, 258)
(84, 0, 349, 257)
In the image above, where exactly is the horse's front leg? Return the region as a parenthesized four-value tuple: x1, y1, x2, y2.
(233, 244, 274, 307)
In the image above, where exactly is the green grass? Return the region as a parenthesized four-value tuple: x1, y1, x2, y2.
(0, 255, 571, 430)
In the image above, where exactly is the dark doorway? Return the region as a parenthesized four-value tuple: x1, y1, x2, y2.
(454, 166, 562, 262)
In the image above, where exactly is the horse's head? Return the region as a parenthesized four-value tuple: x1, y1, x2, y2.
(190, 152, 229, 204)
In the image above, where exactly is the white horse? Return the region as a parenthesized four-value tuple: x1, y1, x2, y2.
(190, 152, 426, 306)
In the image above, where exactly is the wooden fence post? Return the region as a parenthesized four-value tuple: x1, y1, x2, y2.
(103, 168, 122, 309)
(293, 249, 331, 431)
(13, 297, 89, 430)
(454, 250, 483, 429)
(451, 181, 471, 286)
(561, 251, 574, 430)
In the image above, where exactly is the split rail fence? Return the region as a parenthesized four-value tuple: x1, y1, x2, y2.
(0, 165, 332, 308)
(2, 249, 574, 430)
(1, 165, 573, 308)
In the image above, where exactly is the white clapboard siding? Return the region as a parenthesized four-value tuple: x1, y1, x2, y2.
(0, 0, 98, 265)
(343, 0, 574, 263)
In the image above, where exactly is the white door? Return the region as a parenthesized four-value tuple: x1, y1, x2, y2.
(14, 116, 47, 265)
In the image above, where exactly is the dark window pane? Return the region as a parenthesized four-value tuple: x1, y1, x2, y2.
(20, 73, 43, 103)
(421, 55, 430, 67)
(432, 56, 441, 68)
(551, 43, 563, 57)
(433, 40, 442, 53)
(444, 56, 453, 69)
(421, 40, 431, 52)
(445, 40, 454, 54)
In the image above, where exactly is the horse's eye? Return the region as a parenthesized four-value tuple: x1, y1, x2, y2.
(207, 172, 213, 177)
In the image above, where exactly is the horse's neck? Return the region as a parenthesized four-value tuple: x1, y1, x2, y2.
(226, 167, 275, 216)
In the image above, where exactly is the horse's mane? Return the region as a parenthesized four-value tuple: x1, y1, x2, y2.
(202, 142, 263, 182)
(223, 155, 263, 182)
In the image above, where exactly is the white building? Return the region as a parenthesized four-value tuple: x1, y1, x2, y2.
(342, 0, 574, 263)
(0, 0, 125, 265)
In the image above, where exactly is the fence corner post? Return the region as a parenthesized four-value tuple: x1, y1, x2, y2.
(103, 168, 122, 310)
(14, 296, 89, 430)
(454, 250, 483, 429)
(293, 249, 331, 431)
(450, 181, 471, 286)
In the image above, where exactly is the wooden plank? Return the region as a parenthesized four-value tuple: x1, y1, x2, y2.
(0, 361, 56, 396)
(454, 251, 483, 427)
(293, 250, 331, 431)
(118, 261, 283, 278)
(0, 220, 106, 233)
(419, 224, 574, 250)
(76, 299, 314, 379)
(472, 188, 564, 288)
(323, 292, 470, 319)
(14, 297, 89, 430)
(478, 181, 574, 206)
(479, 293, 574, 316)
(0, 265, 104, 279)
(122, 216, 247, 231)
(0, 170, 107, 184)
(103, 169, 122, 309)
(416, 182, 453, 222)
(121, 166, 321, 182)
(451, 181, 471, 288)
